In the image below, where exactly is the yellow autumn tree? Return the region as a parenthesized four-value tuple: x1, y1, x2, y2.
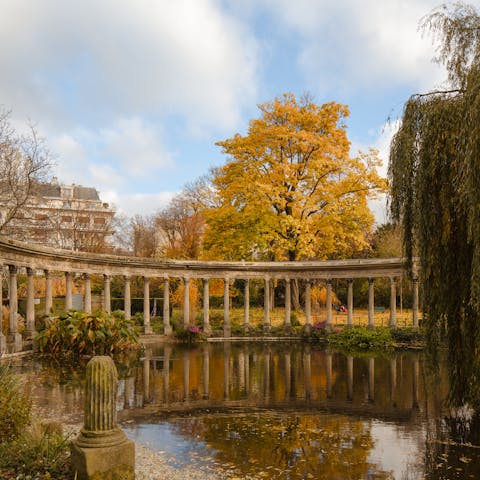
(203, 93, 386, 308)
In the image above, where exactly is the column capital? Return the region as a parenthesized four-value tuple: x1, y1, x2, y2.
(368, 277, 375, 285)
(44, 269, 50, 277)
(26, 267, 34, 276)
(347, 278, 353, 285)
(124, 274, 131, 281)
(103, 273, 110, 280)
(143, 275, 150, 281)
(412, 276, 419, 283)
(285, 277, 291, 284)
(390, 276, 397, 284)
(8, 265, 18, 274)
(326, 278, 332, 285)
(83, 273, 90, 280)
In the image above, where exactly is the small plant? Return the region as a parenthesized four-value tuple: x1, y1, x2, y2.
(328, 327, 395, 351)
(390, 327, 425, 345)
(305, 321, 328, 343)
(290, 312, 301, 327)
(174, 325, 206, 343)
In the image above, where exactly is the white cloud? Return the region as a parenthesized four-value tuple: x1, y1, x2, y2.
(105, 191, 176, 216)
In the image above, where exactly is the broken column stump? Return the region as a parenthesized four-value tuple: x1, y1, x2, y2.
(71, 355, 135, 479)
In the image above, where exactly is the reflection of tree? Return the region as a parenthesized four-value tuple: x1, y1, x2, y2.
(172, 413, 375, 479)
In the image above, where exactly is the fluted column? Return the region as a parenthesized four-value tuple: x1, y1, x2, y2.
(326, 279, 332, 329)
(123, 276, 131, 321)
(368, 278, 375, 329)
(244, 279, 250, 331)
(0, 266, 5, 354)
(143, 276, 152, 334)
(305, 280, 311, 331)
(8, 265, 22, 352)
(26, 267, 36, 339)
(284, 277, 291, 329)
(389, 277, 397, 327)
(102, 274, 111, 313)
(202, 278, 211, 335)
(163, 277, 171, 335)
(84, 274, 92, 314)
(263, 277, 270, 331)
(65, 271, 73, 310)
(44, 269, 53, 314)
(412, 277, 419, 328)
(183, 277, 190, 328)
(223, 277, 231, 337)
(347, 278, 353, 328)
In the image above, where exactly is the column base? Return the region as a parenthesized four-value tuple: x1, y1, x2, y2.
(303, 324, 312, 334)
(367, 323, 375, 330)
(0, 334, 6, 354)
(243, 324, 250, 334)
(223, 325, 231, 338)
(163, 325, 172, 336)
(144, 325, 153, 334)
(203, 324, 212, 336)
(7, 332, 22, 352)
(263, 323, 271, 334)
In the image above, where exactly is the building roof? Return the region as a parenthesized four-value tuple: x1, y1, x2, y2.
(35, 182, 100, 201)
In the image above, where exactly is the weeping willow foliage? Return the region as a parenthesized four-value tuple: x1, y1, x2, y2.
(389, 3, 480, 408)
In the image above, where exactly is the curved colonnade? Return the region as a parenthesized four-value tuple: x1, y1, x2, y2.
(0, 237, 419, 353)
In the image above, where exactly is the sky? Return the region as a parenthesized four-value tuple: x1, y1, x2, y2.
(1, 0, 476, 223)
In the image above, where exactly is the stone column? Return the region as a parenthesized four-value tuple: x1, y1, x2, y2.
(183, 277, 190, 328)
(202, 278, 211, 335)
(143, 349, 151, 402)
(389, 277, 397, 327)
(326, 279, 333, 329)
(243, 279, 250, 332)
(263, 277, 271, 332)
(8, 265, 22, 352)
(163, 345, 171, 404)
(84, 274, 92, 314)
(202, 344, 210, 400)
(44, 269, 53, 314)
(163, 277, 171, 335)
(65, 271, 73, 310)
(223, 278, 231, 338)
(368, 278, 375, 329)
(71, 356, 134, 480)
(143, 276, 152, 334)
(347, 278, 353, 328)
(347, 356, 353, 401)
(123, 276, 131, 321)
(26, 267, 36, 339)
(412, 277, 419, 328)
(284, 277, 291, 329)
(103, 274, 111, 314)
(305, 280, 311, 331)
(0, 266, 6, 354)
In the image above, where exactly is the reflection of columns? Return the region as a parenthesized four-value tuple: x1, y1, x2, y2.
(65, 271, 73, 310)
(412, 277, 419, 328)
(285, 352, 291, 399)
(412, 356, 419, 409)
(243, 279, 250, 331)
(326, 352, 332, 399)
(305, 280, 311, 328)
(103, 274, 111, 313)
(224, 343, 230, 400)
(238, 351, 245, 392)
(368, 357, 375, 402)
(163, 277, 171, 335)
(368, 278, 375, 328)
(26, 267, 36, 338)
(124, 377, 135, 409)
(223, 278, 230, 337)
(202, 278, 211, 335)
(143, 349, 151, 402)
(202, 344, 210, 399)
(143, 276, 152, 334)
(163, 345, 171, 404)
(347, 278, 353, 327)
(84, 274, 92, 314)
(263, 277, 270, 331)
(123, 276, 131, 321)
(183, 277, 190, 328)
(390, 357, 397, 406)
(389, 277, 396, 327)
(8, 265, 22, 351)
(326, 279, 332, 328)
(285, 278, 291, 328)
(347, 356, 353, 401)
(45, 270, 52, 314)
(183, 352, 190, 401)
(264, 349, 271, 402)
(244, 348, 250, 395)
(0, 266, 5, 353)
(304, 348, 311, 401)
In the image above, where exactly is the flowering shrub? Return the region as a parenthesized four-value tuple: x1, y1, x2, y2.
(174, 325, 206, 343)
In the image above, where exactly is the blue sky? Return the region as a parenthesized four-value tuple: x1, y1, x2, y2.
(1, 0, 474, 222)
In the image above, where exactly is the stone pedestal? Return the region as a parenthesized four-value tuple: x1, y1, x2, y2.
(71, 356, 135, 480)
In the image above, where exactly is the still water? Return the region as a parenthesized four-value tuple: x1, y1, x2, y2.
(11, 342, 480, 479)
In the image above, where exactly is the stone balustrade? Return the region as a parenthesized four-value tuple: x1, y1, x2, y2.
(0, 236, 419, 353)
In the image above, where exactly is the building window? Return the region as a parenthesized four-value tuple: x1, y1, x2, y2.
(35, 213, 48, 221)
(61, 216, 72, 223)
(94, 217, 105, 225)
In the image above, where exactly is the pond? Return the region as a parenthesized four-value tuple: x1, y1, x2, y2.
(8, 342, 480, 479)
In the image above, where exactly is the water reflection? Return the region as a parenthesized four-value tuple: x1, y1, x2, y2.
(11, 343, 480, 479)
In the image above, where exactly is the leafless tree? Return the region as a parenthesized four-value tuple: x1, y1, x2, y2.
(0, 109, 52, 232)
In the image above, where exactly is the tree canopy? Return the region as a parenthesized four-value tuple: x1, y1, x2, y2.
(203, 93, 386, 262)
(389, 3, 480, 408)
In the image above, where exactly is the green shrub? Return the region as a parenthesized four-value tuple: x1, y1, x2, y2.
(390, 327, 424, 344)
(0, 365, 31, 443)
(37, 310, 140, 357)
(328, 327, 394, 351)
(174, 325, 206, 343)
